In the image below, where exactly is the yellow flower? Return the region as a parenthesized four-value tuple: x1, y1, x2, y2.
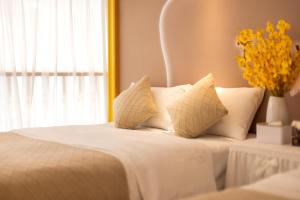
(276, 20, 291, 33)
(266, 22, 274, 33)
(237, 56, 246, 67)
(236, 19, 300, 97)
(237, 29, 254, 44)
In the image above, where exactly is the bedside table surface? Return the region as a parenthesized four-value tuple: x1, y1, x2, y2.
(226, 138, 300, 188)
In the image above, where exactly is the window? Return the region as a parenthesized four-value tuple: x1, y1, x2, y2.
(0, 0, 108, 131)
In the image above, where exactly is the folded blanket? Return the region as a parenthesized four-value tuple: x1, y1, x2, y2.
(182, 188, 291, 200)
(0, 133, 129, 200)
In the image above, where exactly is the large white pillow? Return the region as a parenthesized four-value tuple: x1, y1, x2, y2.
(142, 84, 191, 130)
(206, 87, 265, 140)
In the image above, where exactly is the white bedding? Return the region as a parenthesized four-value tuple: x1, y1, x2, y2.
(244, 168, 300, 200)
(147, 127, 236, 189)
(192, 135, 236, 190)
(13, 124, 235, 200)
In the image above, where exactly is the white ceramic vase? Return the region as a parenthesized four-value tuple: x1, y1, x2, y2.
(266, 96, 289, 125)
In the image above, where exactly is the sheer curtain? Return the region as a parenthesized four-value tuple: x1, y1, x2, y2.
(0, 0, 108, 131)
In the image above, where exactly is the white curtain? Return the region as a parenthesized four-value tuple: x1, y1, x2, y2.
(0, 0, 108, 131)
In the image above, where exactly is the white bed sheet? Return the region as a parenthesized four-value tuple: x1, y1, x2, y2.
(244, 167, 300, 200)
(143, 127, 237, 189)
(191, 135, 237, 190)
(13, 124, 236, 200)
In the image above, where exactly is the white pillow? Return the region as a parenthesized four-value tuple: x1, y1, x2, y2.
(206, 87, 264, 140)
(142, 84, 192, 130)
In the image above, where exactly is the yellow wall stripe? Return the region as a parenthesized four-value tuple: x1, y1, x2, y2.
(108, 0, 118, 122)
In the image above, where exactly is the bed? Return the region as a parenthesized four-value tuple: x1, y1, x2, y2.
(0, 1, 272, 199)
(0, 123, 237, 200)
(182, 167, 300, 200)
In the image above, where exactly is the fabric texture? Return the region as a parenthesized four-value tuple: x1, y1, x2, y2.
(226, 138, 300, 188)
(14, 124, 217, 200)
(113, 76, 158, 129)
(0, 133, 129, 200)
(181, 188, 291, 200)
(206, 87, 264, 140)
(142, 84, 191, 130)
(167, 74, 228, 138)
(0, 0, 107, 131)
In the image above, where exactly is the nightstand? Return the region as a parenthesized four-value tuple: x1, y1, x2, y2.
(225, 138, 300, 188)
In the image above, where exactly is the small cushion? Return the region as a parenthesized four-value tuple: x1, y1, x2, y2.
(206, 87, 264, 140)
(167, 74, 228, 138)
(113, 76, 158, 129)
(142, 84, 192, 130)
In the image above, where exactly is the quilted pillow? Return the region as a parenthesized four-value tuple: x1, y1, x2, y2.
(167, 74, 228, 138)
(142, 84, 192, 130)
(113, 76, 158, 129)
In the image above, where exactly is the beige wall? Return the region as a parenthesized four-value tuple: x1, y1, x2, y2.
(119, 0, 300, 121)
(119, 0, 167, 89)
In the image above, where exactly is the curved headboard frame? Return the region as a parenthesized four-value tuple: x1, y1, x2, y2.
(157, 0, 300, 129)
(159, 0, 174, 87)
(158, 0, 233, 87)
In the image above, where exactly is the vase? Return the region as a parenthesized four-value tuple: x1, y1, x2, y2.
(266, 96, 289, 125)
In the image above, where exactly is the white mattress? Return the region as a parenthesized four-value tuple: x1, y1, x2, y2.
(13, 124, 237, 200)
(244, 168, 300, 200)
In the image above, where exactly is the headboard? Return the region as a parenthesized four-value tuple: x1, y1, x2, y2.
(158, 0, 300, 130)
